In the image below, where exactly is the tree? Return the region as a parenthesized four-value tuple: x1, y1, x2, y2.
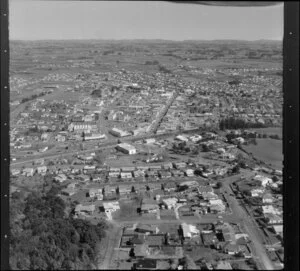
(216, 182, 223, 189)
(131, 186, 136, 193)
(232, 165, 240, 174)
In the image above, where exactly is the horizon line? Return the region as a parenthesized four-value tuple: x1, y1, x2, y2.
(10, 38, 283, 42)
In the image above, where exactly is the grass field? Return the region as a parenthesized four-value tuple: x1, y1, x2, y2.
(243, 138, 283, 169)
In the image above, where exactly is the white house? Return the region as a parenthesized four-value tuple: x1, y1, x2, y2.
(36, 166, 47, 175)
(120, 172, 133, 179)
(103, 201, 120, 214)
(88, 188, 102, 198)
(253, 175, 273, 187)
(175, 135, 189, 142)
(181, 223, 200, 239)
(262, 194, 274, 204)
(162, 198, 178, 210)
(54, 174, 67, 183)
(250, 187, 265, 197)
(11, 169, 21, 176)
(23, 168, 34, 177)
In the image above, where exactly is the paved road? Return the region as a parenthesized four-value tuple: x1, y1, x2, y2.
(98, 222, 123, 270)
(10, 128, 204, 167)
(221, 171, 275, 270)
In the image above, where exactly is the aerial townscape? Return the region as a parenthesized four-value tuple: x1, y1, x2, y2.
(9, 39, 283, 270)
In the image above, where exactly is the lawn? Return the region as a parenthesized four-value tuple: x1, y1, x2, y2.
(113, 199, 140, 220)
(243, 138, 283, 170)
(160, 209, 177, 220)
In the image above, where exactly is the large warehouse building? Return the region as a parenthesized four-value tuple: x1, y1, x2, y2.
(116, 143, 137, 155)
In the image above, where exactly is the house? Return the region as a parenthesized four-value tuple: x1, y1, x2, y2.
(118, 184, 132, 195)
(144, 138, 156, 144)
(133, 244, 150, 258)
(214, 167, 228, 176)
(216, 148, 226, 154)
(141, 203, 159, 214)
(53, 173, 67, 183)
(108, 171, 120, 178)
(175, 135, 189, 142)
(145, 235, 164, 247)
(116, 143, 137, 155)
(103, 201, 120, 215)
(146, 170, 158, 178)
(262, 193, 274, 204)
(201, 232, 219, 247)
(22, 168, 34, 177)
(162, 198, 178, 210)
(215, 261, 232, 270)
(75, 204, 95, 216)
(189, 135, 202, 142)
(250, 187, 265, 197)
(198, 186, 214, 194)
(55, 134, 66, 142)
(253, 175, 273, 187)
(232, 137, 245, 145)
(148, 165, 162, 171)
(272, 225, 283, 235)
(36, 166, 47, 175)
(162, 162, 173, 170)
(83, 165, 96, 173)
(11, 169, 21, 176)
(133, 170, 145, 178)
(262, 205, 279, 215)
(173, 162, 187, 169)
(185, 169, 194, 177)
(223, 243, 242, 255)
(159, 171, 172, 178)
(209, 199, 226, 213)
(264, 213, 283, 225)
(163, 182, 177, 192)
(202, 192, 219, 200)
(172, 170, 184, 177)
(61, 188, 76, 196)
(135, 224, 159, 234)
(120, 172, 133, 179)
(267, 235, 282, 247)
(110, 167, 121, 172)
(179, 180, 199, 189)
(88, 188, 102, 198)
(134, 259, 157, 270)
(181, 223, 200, 239)
(121, 166, 135, 172)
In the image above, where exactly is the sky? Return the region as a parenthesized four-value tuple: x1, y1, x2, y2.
(9, 0, 284, 41)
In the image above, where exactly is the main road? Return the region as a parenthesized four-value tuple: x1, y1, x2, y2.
(221, 170, 275, 270)
(10, 127, 204, 167)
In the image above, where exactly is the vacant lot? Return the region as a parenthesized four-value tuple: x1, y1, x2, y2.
(113, 199, 141, 221)
(243, 138, 283, 170)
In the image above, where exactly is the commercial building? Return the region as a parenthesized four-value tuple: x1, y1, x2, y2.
(84, 134, 106, 141)
(109, 128, 131, 137)
(116, 143, 137, 155)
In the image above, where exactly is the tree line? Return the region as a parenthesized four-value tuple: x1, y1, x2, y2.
(10, 186, 108, 270)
